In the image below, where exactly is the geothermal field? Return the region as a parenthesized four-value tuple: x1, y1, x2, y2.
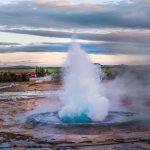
(0, 41, 150, 150)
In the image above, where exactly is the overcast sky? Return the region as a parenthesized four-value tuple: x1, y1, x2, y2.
(0, 0, 150, 66)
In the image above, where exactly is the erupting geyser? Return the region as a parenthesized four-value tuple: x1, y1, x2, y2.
(25, 38, 137, 125)
(58, 38, 109, 122)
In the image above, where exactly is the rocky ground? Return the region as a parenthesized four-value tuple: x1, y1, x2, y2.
(0, 122, 150, 150)
(0, 82, 150, 150)
(0, 81, 61, 92)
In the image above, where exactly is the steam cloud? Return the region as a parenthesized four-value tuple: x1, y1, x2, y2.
(58, 40, 109, 122)
(102, 67, 150, 121)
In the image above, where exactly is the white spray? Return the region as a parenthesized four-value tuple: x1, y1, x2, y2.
(58, 38, 109, 122)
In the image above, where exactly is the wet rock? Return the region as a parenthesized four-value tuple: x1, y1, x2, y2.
(11, 140, 37, 147)
(0, 118, 4, 122)
(25, 148, 40, 150)
(26, 112, 60, 126)
(39, 144, 50, 148)
(0, 132, 33, 141)
(0, 136, 5, 143)
(0, 142, 11, 148)
(25, 148, 52, 150)
(113, 146, 149, 150)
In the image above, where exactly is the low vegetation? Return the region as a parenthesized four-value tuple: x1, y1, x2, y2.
(102, 66, 119, 80)
(0, 72, 29, 82)
(0, 66, 62, 82)
(1, 65, 148, 83)
(35, 66, 62, 77)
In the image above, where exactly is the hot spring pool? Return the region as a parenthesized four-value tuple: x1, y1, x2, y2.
(26, 111, 137, 126)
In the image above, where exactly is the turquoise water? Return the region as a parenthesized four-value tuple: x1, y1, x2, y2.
(60, 113, 92, 123)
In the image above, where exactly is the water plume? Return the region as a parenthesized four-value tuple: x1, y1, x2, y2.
(58, 38, 109, 122)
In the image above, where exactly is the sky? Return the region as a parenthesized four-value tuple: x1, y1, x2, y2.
(0, 0, 150, 66)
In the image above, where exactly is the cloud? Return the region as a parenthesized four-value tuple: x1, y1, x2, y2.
(1, 29, 150, 44)
(0, 29, 150, 55)
(0, 42, 20, 46)
(0, 0, 150, 29)
(0, 43, 108, 54)
(33, 0, 104, 11)
(0, 42, 149, 55)
(102, 42, 150, 55)
(0, 0, 150, 58)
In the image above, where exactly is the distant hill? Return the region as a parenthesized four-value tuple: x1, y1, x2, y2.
(0, 66, 35, 69)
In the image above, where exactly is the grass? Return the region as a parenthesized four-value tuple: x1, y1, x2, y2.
(0, 68, 35, 73)
(0, 67, 61, 73)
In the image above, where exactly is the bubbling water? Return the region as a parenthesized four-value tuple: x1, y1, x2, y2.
(58, 39, 109, 122)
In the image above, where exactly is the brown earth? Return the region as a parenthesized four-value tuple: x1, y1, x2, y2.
(0, 81, 150, 149)
(0, 81, 61, 92)
(0, 95, 150, 149)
